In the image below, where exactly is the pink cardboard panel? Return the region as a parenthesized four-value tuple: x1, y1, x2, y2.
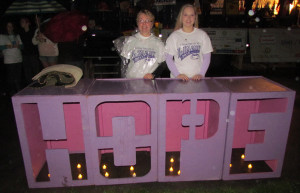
(112, 116, 136, 166)
(165, 100, 220, 152)
(49, 103, 85, 152)
(12, 77, 296, 188)
(96, 102, 151, 137)
(156, 78, 230, 182)
(46, 149, 73, 186)
(222, 92, 295, 180)
(233, 98, 288, 148)
(12, 79, 93, 188)
(86, 79, 158, 185)
(87, 96, 158, 185)
(12, 95, 93, 188)
(22, 103, 47, 180)
(158, 94, 230, 182)
(38, 102, 66, 140)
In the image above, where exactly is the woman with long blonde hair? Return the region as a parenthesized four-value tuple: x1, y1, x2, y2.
(174, 4, 199, 31)
(165, 4, 213, 81)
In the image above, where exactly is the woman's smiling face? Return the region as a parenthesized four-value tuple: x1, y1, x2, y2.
(137, 13, 153, 37)
(182, 6, 196, 29)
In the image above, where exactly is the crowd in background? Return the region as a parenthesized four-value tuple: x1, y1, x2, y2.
(0, 15, 86, 96)
(0, 0, 299, 96)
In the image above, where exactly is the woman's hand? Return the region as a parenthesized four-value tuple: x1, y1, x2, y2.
(192, 74, 203, 81)
(143, 73, 154, 80)
(176, 74, 189, 81)
(36, 32, 46, 42)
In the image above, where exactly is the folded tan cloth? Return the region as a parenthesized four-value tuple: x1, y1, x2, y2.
(32, 64, 83, 88)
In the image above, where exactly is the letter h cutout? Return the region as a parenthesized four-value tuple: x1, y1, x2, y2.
(12, 91, 93, 188)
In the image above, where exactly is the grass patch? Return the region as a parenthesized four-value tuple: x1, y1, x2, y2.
(14, 178, 299, 193)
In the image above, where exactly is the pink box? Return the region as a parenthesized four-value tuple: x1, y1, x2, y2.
(12, 79, 94, 188)
(155, 78, 230, 181)
(12, 76, 295, 188)
(215, 77, 296, 180)
(85, 79, 158, 185)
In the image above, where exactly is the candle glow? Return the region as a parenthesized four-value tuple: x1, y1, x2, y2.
(248, 164, 253, 169)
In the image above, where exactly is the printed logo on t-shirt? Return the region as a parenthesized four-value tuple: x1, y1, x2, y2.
(177, 43, 200, 61)
(132, 48, 156, 63)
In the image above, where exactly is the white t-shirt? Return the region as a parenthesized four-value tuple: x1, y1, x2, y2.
(165, 28, 213, 77)
(0, 34, 23, 64)
(121, 33, 165, 78)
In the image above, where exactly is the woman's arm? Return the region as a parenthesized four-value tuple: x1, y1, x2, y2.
(165, 53, 180, 77)
(199, 52, 211, 77)
(166, 53, 189, 81)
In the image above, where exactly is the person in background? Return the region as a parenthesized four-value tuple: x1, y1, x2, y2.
(87, 18, 102, 32)
(120, 9, 165, 79)
(32, 19, 59, 68)
(82, 18, 103, 53)
(0, 21, 23, 95)
(165, 4, 213, 81)
(19, 17, 40, 85)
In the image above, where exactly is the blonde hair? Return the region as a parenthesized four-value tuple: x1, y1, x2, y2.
(136, 9, 155, 24)
(174, 4, 198, 31)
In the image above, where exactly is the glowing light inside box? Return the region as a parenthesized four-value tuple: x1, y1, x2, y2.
(48, 173, 50, 178)
(105, 172, 109, 177)
(77, 164, 81, 169)
(248, 164, 253, 169)
(102, 164, 107, 170)
(230, 163, 232, 168)
(241, 154, 245, 159)
(170, 158, 174, 163)
(78, 174, 83, 180)
(169, 167, 174, 172)
(130, 166, 134, 171)
(177, 170, 181, 175)
(132, 172, 136, 177)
